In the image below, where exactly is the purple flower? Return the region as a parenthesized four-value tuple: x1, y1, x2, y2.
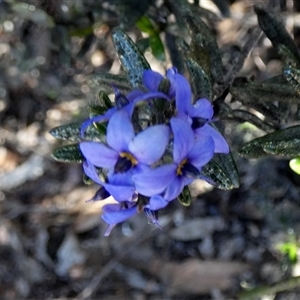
(133, 117, 214, 201)
(176, 94, 229, 154)
(82, 159, 136, 202)
(101, 202, 138, 236)
(101, 199, 162, 236)
(143, 68, 229, 154)
(80, 110, 170, 200)
(80, 89, 170, 136)
(143, 67, 177, 98)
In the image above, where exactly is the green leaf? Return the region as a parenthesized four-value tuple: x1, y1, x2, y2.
(278, 44, 300, 68)
(112, 28, 151, 88)
(263, 140, 300, 156)
(91, 73, 132, 94)
(289, 157, 300, 175)
(11, 3, 55, 28)
(136, 16, 157, 35)
(116, 0, 155, 29)
(178, 186, 192, 206)
(230, 78, 297, 123)
(136, 16, 165, 61)
(283, 65, 300, 94)
(87, 91, 114, 117)
(185, 11, 223, 84)
(136, 37, 150, 54)
(238, 125, 300, 159)
(233, 110, 275, 133)
(201, 152, 240, 190)
(49, 123, 105, 142)
(254, 5, 300, 65)
(277, 240, 298, 263)
(186, 58, 213, 100)
(189, 33, 212, 79)
(51, 144, 83, 163)
(149, 35, 165, 61)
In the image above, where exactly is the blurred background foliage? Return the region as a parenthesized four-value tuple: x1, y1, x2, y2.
(2, 0, 300, 299)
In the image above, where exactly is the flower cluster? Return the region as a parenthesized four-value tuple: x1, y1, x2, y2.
(80, 67, 229, 235)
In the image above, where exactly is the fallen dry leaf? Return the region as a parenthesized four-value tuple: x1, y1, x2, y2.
(154, 258, 249, 296)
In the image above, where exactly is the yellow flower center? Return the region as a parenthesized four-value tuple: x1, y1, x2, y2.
(119, 152, 138, 166)
(176, 158, 188, 176)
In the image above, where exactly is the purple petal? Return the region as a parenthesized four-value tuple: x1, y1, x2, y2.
(164, 176, 191, 201)
(188, 136, 214, 168)
(126, 89, 145, 102)
(195, 124, 229, 154)
(104, 224, 116, 236)
(189, 98, 214, 120)
(129, 125, 169, 165)
(143, 70, 164, 91)
(86, 187, 110, 202)
(170, 74, 192, 114)
(146, 195, 169, 210)
(80, 108, 115, 137)
(171, 117, 195, 163)
(166, 67, 177, 78)
(132, 164, 177, 196)
(106, 173, 135, 201)
(102, 204, 137, 225)
(131, 91, 171, 106)
(143, 208, 162, 229)
(82, 160, 103, 185)
(104, 183, 135, 202)
(106, 110, 134, 152)
(80, 142, 118, 168)
(108, 172, 134, 187)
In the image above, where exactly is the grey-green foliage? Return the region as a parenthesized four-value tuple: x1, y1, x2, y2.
(112, 28, 151, 88)
(52, 144, 84, 163)
(235, 4, 300, 161)
(254, 5, 300, 65)
(238, 125, 300, 159)
(201, 152, 240, 190)
(178, 186, 192, 206)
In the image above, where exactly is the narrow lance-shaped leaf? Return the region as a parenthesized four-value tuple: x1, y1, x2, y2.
(51, 144, 84, 163)
(136, 16, 165, 61)
(230, 78, 291, 122)
(116, 0, 155, 29)
(189, 33, 212, 77)
(149, 35, 165, 62)
(282, 65, 300, 95)
(231, 110, 275, 133)
(166, 32, 185, 74)
(91, 73, 132, 94)
(214, 93, 275, 133)
(178, 186, 192, 206)
(112, 28, 151, 88)
(49, 123, 105, 142)
(136, 16, 157, 35)
(201, 152, 240, 190)
(88, 91, 113, 117)
(278, 44, 300, 68)
(184, 11, 223, 84)
(254, 4, 300, 65)
(263, 139, 300, 157)
(186, 58, 213, 100)
(238, 125, 300, 159)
